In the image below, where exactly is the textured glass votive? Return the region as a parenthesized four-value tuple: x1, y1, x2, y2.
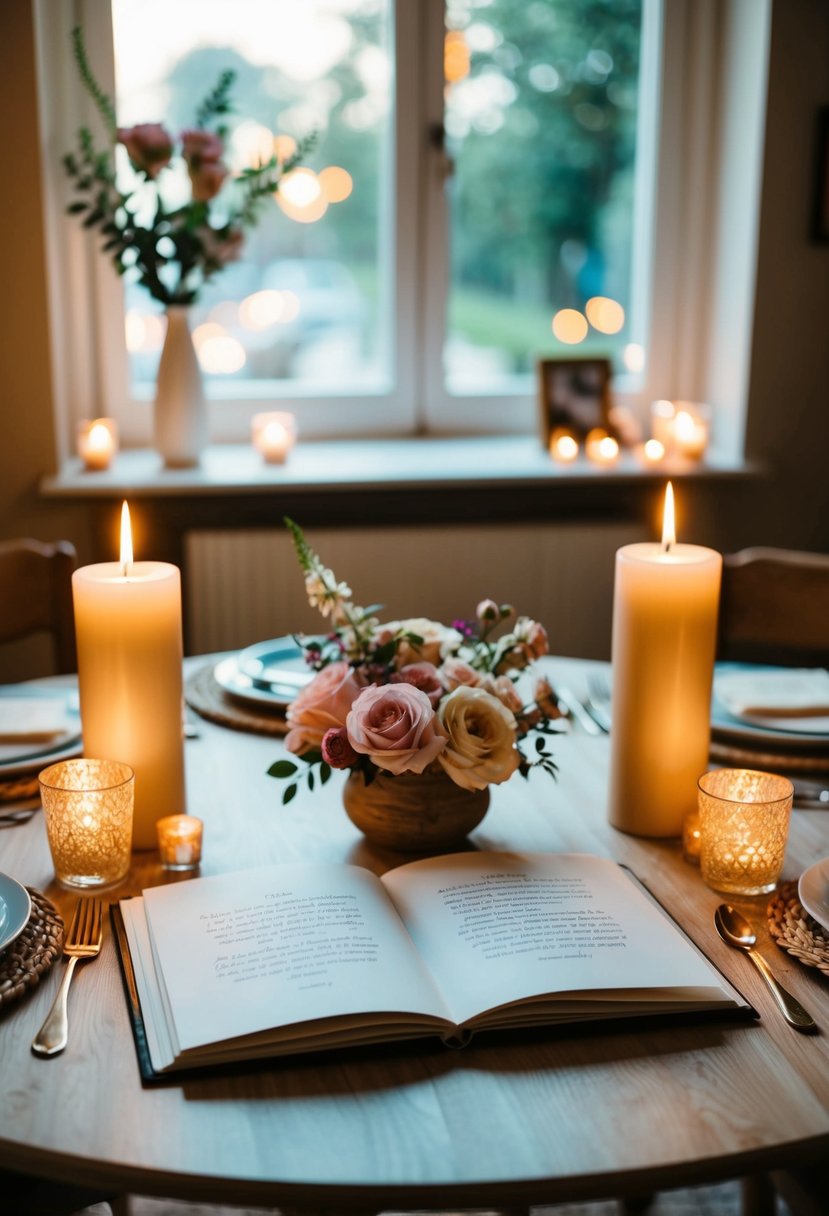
(39, 759, 134, 891)
(698, 768, 793, 896)
(157, 814, 203, 871)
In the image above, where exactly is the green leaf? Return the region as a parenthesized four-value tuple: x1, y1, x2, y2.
(320, 762, 332, 785)
(67, 202, 88, 215)
(267, 759, 299, 778)
(307, 771, 315, 792)
(283, 783, 298, 805)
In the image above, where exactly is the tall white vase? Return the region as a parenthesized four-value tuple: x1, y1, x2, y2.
(154, 306, 208, 467)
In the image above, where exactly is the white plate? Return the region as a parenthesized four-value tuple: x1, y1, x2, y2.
(236, 636, 312, 693)
(0, 690, 82, 776)
(0, 873, 32, 954)
(798, 857, 829, 934)
(711, 664, 829, 752)
(213, 656, 296, 712)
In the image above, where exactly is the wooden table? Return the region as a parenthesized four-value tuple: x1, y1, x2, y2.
(1, 656, 827, 1210)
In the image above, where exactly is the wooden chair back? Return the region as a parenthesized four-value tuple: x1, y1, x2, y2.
(0, 539, 78, 673)
(718, 546, 829, 668)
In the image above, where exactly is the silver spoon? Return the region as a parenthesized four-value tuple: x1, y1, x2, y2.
(714, 904, 817, 1032)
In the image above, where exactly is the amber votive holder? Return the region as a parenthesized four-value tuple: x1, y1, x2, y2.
(157, 814, 203, 871)
(39, 759, 134, 891)
(698, 768, 793, 896)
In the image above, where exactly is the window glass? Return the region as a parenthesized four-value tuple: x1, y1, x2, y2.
(111, 0, 392, 395)
(443, 0, 643, 392)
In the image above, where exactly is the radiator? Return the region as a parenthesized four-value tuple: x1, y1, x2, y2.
(184, 521, 647, 659)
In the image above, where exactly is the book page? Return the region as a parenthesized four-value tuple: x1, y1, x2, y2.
(138, 863, 452, 1054)
(381, 851, 735, 1027)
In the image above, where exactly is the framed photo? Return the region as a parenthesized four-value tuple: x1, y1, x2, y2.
(537, 356, 611, 445)
(811, 106, 829, 243)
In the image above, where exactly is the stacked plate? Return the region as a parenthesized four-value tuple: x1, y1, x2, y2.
(0, 872, 32, 953)
(213, 636, 314, 712)
(0, 690, 82, 781)
(710, 664, 829, 770)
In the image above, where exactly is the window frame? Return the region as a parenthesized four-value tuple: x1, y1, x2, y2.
(34, 0, 771, 459)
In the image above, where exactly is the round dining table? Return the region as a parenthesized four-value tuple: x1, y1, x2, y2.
(0, 655, 827, 1210)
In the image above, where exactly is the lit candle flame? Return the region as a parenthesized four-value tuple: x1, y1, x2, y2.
(120, 500, 134, 576)
(662, 482, 676, 551)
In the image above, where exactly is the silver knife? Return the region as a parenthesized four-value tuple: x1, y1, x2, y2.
(556, 687, 602, 736)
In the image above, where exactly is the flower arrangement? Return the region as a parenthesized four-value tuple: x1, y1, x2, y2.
(63, 26, 313, 307)
(268, 520, 561, 804)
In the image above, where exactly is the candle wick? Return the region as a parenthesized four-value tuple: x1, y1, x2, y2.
(663, 540, 672, 554)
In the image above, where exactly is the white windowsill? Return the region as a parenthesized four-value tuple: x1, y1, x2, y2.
(40, 436, 757, 499)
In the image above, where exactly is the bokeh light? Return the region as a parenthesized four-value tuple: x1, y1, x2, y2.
(193, 323, 246, 374)
(239, 290, 289, 330)
(445, 30, 471, 84)
(585, 296, 625, 334)
(623, 343, 646, 373)
(552, 309, 588, 344)
(277, 168, 329, 223)
(273, 134, 298, 163)
(125, 310, 164, 353)
(319, 166, 353, 203)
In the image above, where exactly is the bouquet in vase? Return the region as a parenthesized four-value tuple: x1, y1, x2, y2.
(269, 520, 561, 806)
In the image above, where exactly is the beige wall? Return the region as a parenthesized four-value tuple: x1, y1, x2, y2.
(1, 0, 827, 677)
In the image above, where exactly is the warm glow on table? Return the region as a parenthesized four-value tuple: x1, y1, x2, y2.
(608, 483, 722, 837)
(72, 502, 186, 849)
(549, 428, 579, 463)
(585, 429, 619, 465)
(38, 758, 134, 890)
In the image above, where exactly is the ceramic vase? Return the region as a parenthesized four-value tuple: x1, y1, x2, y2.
(342, 765, 490, 852)
(153, 306, 208, 468)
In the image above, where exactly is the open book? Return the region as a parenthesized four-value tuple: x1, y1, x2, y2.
(114, 851, 751, 1079)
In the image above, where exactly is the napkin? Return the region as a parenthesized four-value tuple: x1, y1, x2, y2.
(0, 698, 73, 743)
(715, 668, 829, 735)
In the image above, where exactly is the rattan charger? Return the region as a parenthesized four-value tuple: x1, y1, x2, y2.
(0, 888, 64, 1010)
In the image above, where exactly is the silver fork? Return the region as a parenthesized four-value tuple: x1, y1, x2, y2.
(32, 897, 103, 1057)
(584, 672, 613, 733)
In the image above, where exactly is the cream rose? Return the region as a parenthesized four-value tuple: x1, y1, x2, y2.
(284, 661, 363, 755)
(441, 656, 483, 691)
(385, 618, 463, 667)
(437, 686, 520, 791)
(346, 683, 445, 775)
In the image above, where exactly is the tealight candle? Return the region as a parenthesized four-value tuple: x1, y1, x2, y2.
(77, 418, 118, 471)
(157, 813, 203, 871)
(252, 411, 297, 464)
(673, 404, 709, 461)
(39, 758, 134, 890)
(586, 429, 619, 465)
(698, 768, 793, 896)
(608, 483, 722, 837)
(72, 502, 186, 850)
(549, 428, 579, 463)
(641, 438, 666, 464)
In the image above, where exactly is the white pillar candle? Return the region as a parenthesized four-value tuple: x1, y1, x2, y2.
(72, 503, 186, 849)
(608, 484, 721, 837)
(252, 411, 297, 464)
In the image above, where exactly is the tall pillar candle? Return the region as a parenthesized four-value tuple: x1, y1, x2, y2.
(608, 484, 721, 837)
(72, 504, 186, 849)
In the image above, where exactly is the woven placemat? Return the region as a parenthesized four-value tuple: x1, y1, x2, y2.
(767, 881, 829, 978)
(185, 661, 290, 737)
(710, 739, 829, 774)
(0, 774, 40, 802)
(0, 889, 64, 1009)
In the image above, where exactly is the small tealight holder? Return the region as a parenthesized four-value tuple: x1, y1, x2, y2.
(641, 438, 666, 465)
(682, 808, 701, 864)
(157, 814, 204, 871)
(77, 418, 118, 471)
(39, 759, 134, 891)
(251, 411, 297, 464)
(585, 428, 620, 466)
(698, 768, 793, 896)
(549, 428, 579, 463)
(672, 402, 710, 461)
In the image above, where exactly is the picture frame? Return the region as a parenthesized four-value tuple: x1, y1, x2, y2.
(811, 106, 829, 243)
(537, 356, 611, 445)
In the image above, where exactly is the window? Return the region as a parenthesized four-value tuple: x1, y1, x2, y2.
(35, 0, 770, 456)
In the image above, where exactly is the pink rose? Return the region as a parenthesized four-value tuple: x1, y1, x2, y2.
(441, 656, 482, 691)
(189, 160, 228, 202)
(285, 661, 362, 755)
(515, 617, 549, 660)
(321, 727, 359, 769)
(389, 662, 444, 708)
(117, 123, 173, 178)
(346, 684, 446, 775)
(483, 674, 523, 716)
(181, 128, 225, 164)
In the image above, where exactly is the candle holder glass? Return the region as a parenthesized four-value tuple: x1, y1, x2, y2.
(39, 759, 134, 891)
(698, 768, 793, 896)
(157, 813, 204, 871)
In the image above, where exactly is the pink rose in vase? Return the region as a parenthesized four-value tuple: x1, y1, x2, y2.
(346, 683, 446, 775)
(389, 662, 444, 708)
(285, 661, 363, 755)
(117, 123, 173, 178)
